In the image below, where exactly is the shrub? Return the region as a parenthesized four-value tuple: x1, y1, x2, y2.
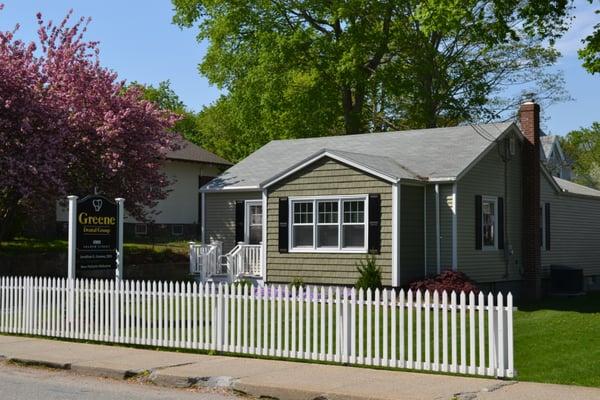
(289, 277, 305, 290)
(235, 278, 254, 290)
(409, 269, 479, 294)
(355, 254, 383, 291)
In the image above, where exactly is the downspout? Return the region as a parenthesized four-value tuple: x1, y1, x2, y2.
(435, 184, 441, 274)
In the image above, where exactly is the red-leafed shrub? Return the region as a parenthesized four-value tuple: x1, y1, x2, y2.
(409, 270, 480, 295)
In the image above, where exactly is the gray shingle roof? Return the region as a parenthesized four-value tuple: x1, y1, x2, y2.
(540, 135, 557, 160)
(203, 122, 515, 190)
(166, 136, 232, 166)
(554, 177, 600, 198)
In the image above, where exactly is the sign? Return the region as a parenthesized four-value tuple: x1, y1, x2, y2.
(76, 195, 118, 269)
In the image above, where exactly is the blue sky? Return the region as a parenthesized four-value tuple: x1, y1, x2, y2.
(1, 0, 598, 136)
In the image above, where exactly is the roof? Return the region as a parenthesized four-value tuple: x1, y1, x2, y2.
(540, 135, 555, 159)
(554, 177, 600, 198)
(166, 136, 232, 166)
(203, 122, 516, 190)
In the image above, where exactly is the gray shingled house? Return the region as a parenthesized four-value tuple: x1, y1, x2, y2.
(197, 101, 600, 296)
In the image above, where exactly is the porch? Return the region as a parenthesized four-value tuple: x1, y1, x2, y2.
(189, 241, 264, 284)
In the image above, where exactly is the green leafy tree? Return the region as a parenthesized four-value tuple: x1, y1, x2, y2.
(173, 0, 571, 160)
(562, 122, 600, 188)
(578, 1, 600, 74)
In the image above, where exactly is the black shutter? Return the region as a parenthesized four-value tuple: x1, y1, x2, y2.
(498, 197, 504, 250)
(235, 200, 245, 244)
(368, 194, 381, 254)
(278, 197, 289, 253)
(545, 203, 551, 251)
(475, 195, 482, 250)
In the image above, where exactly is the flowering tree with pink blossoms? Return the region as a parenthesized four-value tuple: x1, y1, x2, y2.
(0, 8, 178, 239)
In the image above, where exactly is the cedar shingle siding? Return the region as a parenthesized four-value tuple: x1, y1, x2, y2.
(266, 158, 393, 285)
(456, 133, 523, 283)
(204, 191, 262, 253)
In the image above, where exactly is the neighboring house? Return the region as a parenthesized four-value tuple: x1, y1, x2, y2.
(200, 101, 600, 296)
(540, 133, 572, 180)
(57, 137, 231, 240)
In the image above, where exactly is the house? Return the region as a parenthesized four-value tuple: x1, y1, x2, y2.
(57, 137, 232, 240)
(199, 101, 600, 297)
(540, 133, 573, 180)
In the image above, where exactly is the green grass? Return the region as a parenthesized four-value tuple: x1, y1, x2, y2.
(514, 292, 600, 387)
(0, 237, 189, 263)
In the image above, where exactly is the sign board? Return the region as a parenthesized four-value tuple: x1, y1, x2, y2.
(76, 195, 118, 269)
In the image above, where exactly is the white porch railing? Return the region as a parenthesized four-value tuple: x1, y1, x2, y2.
(189, 241, 222, 280)
(220, 242, 262, 281)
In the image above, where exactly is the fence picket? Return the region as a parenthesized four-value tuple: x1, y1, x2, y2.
(0, 278, 514, 378)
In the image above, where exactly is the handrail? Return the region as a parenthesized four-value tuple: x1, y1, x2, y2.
(221, 242, 262, 281)
(189, 241, 222, 281)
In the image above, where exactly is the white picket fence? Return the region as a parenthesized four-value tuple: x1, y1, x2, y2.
(0, 276, 514, 378)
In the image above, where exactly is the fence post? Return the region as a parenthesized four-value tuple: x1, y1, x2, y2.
(507, 293, 514, 378)
(67, 195, 77, 325)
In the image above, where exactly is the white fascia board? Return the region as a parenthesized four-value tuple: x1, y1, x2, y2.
(200, 186, 261, 193)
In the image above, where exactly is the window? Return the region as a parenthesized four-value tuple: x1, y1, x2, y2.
(482, 197, 497, 249)
(172, 224, 183, 236)
(509, 136, 516, 156)
(292, 201, 313, 247)
(290, 196, 367, 252)
(343, 200, 365, 248)
(539, 205, 544, 248)
(135, 224, 147, 235)
(246, 202, 263, 244)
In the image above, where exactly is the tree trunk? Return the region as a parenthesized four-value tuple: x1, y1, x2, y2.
(341, 86, 365, 135)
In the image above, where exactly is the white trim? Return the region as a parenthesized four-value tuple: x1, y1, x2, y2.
(481, 195, 499, 251)
(435, 184, 441, 274)
(423, 186, 427, 277)
(391, 183, 399, 287)
(262, 151, 398, 189)
(288, 195, 369, 254)
(451, 183, 458, 270)
(200, 186, 261, 193)
(261, 189, 268, 279)
(201, 191, 206, 243)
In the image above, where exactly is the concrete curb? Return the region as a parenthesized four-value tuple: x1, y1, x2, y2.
(0, 355, 383, 400)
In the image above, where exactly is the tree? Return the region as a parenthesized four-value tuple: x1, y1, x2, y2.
(579, 1, 600, 74)
(173, 0, 571, 156)
(562, 122, 600, 188)
(0, 9, 178, 240)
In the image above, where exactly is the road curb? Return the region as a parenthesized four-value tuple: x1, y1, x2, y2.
(8, 357, 71, 370)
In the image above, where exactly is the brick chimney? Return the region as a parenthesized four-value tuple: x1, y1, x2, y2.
(520, 99, 542, 300)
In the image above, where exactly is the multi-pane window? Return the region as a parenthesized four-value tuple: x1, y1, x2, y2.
(247, 203, 262, 244)
(293, 201, 314, 247)
(342, 200, 365, 248)
(290, 197, 367, 252)
(317, 201, 338, 247)
(482, 197, 497, 248)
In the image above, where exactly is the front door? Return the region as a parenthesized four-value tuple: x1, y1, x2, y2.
(245, 200, 263, 244)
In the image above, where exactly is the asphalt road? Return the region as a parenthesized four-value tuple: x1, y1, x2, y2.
(0, 363, 239, 400)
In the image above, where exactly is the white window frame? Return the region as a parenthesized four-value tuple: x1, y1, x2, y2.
(288, 195, 369, 254)
(245, 200, 263, 244)
(171, 224, 184, 236)
(135, 223, 147, 235)
(481, 195, 498, 251)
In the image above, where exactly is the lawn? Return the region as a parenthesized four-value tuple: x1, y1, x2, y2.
(514, 292, 600, 387)
(0, 237, 190, 263)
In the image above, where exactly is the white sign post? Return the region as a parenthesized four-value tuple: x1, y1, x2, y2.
(115, 198, 125, 281)
(66, 195, 78, 324)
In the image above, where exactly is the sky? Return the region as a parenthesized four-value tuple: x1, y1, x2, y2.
(1, 0, 598, 136)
